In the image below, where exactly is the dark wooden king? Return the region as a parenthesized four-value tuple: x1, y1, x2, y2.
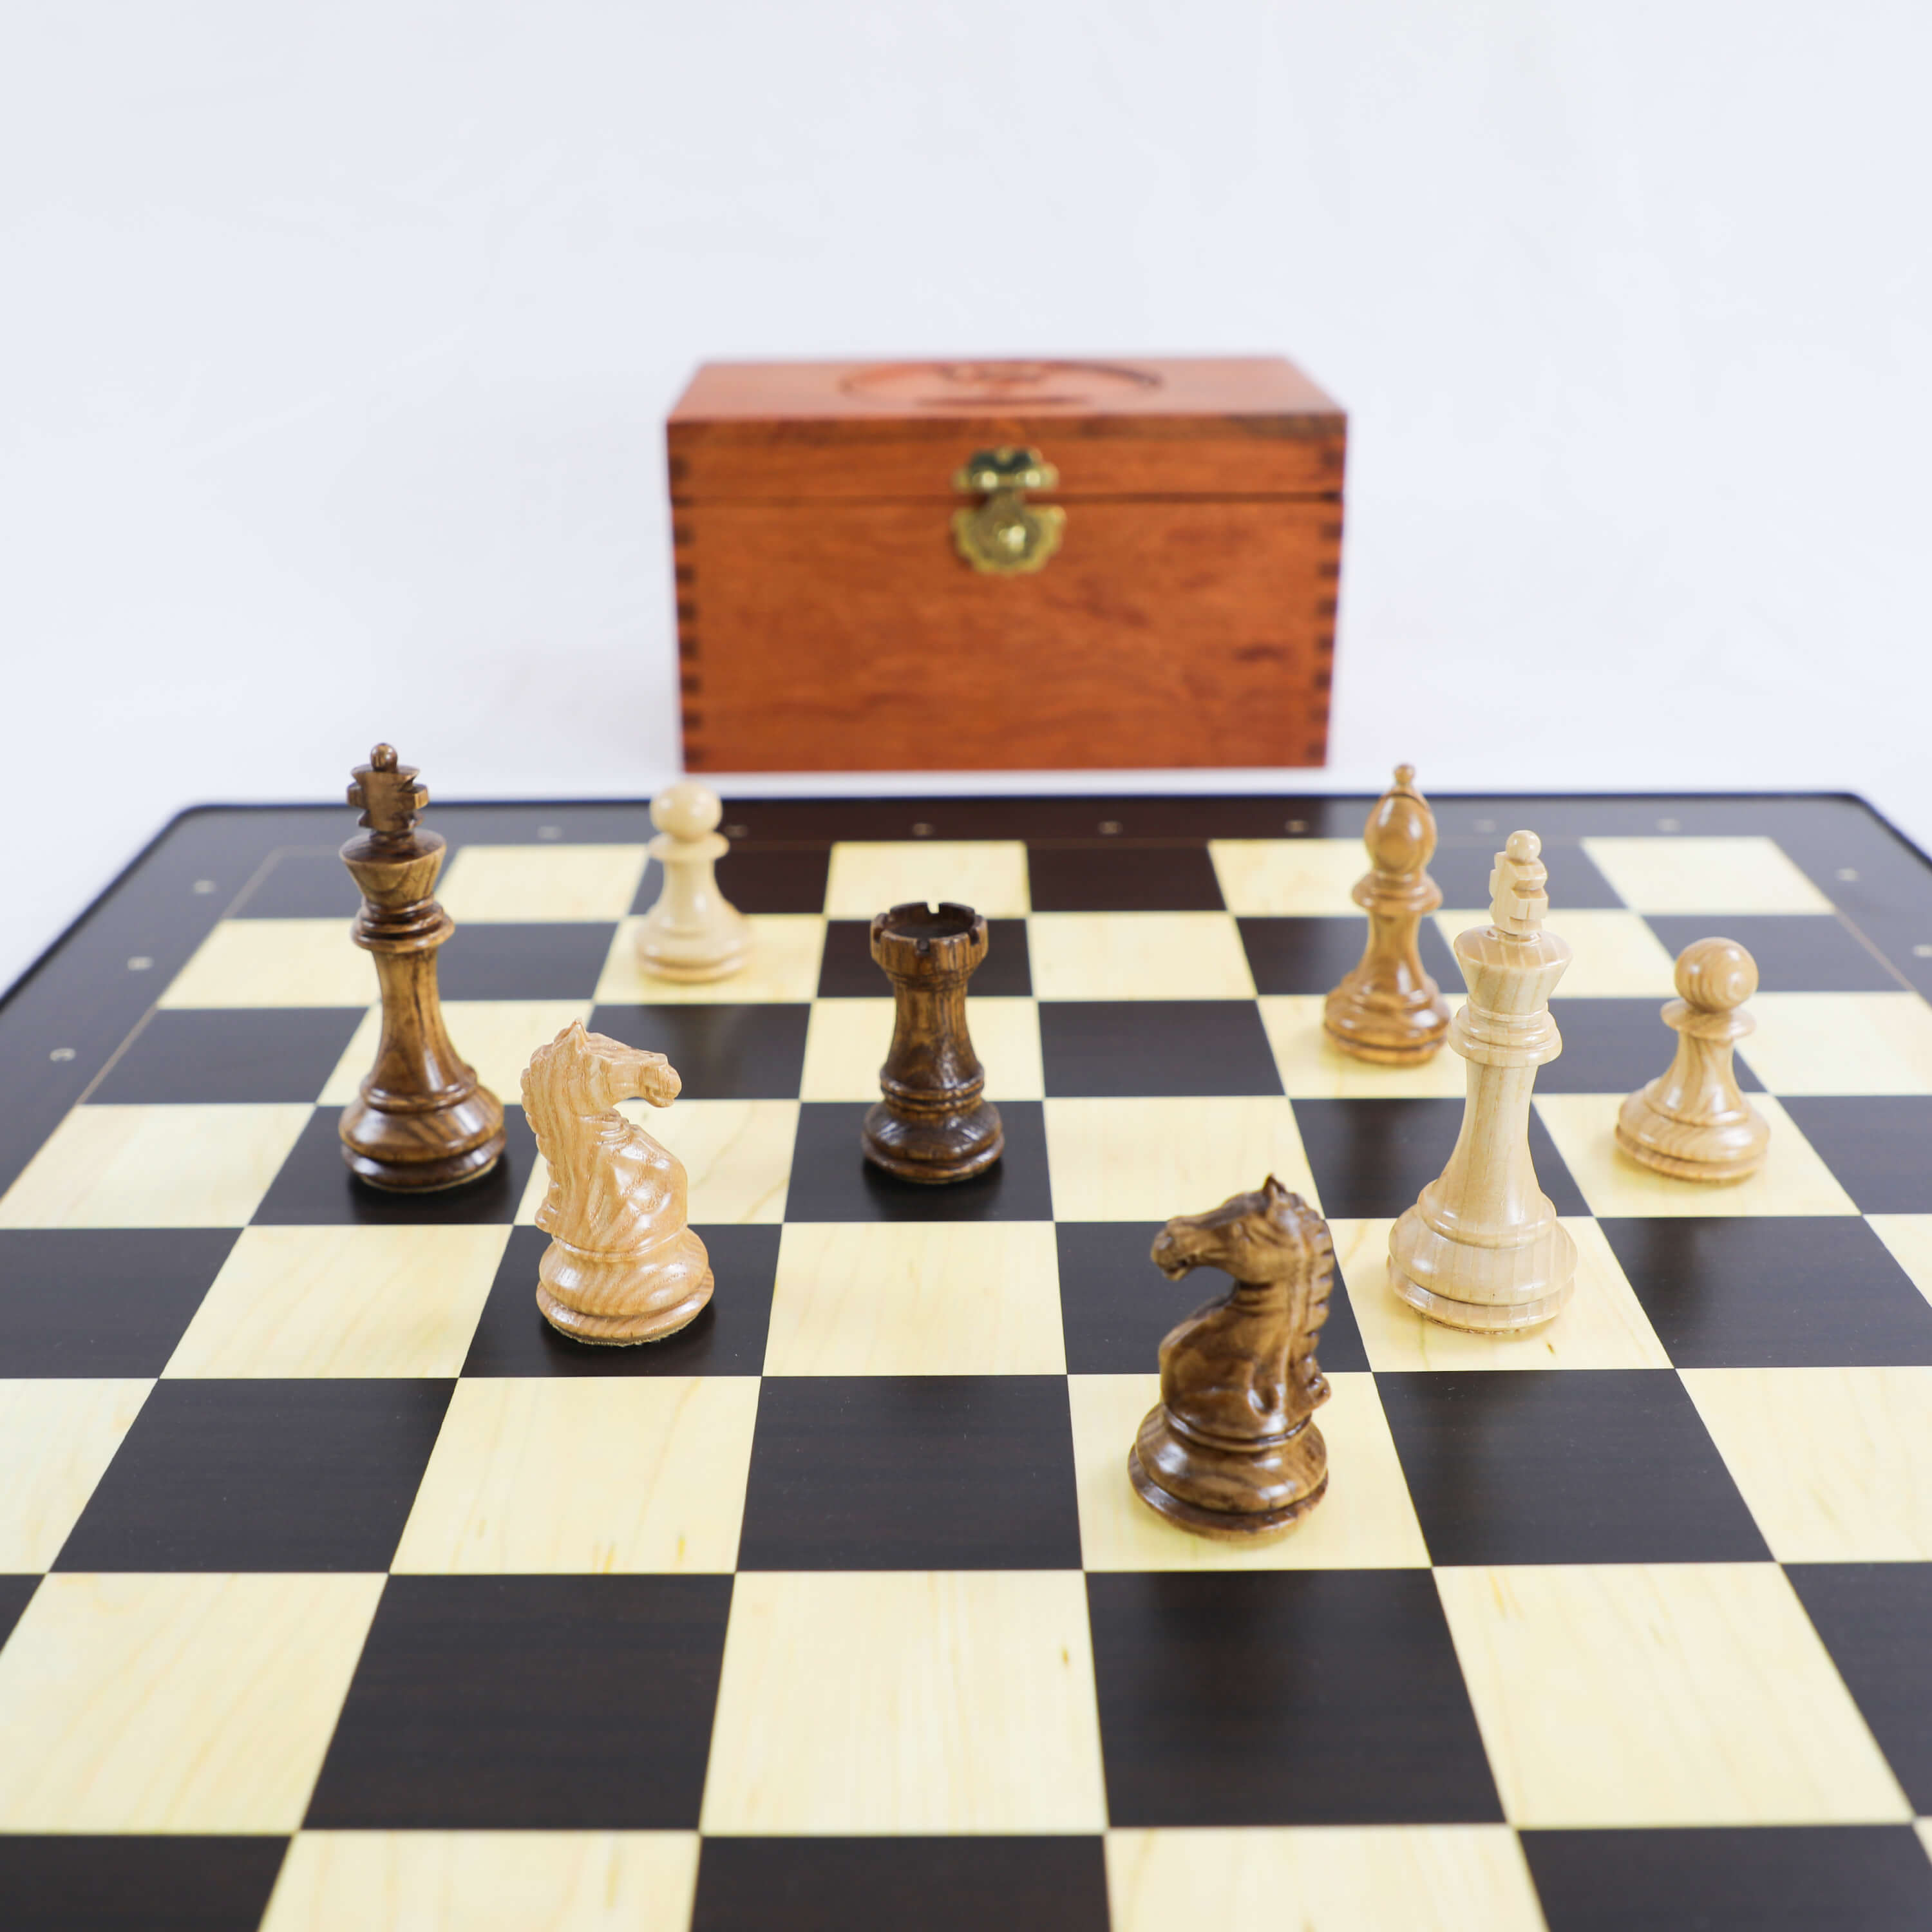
(861, 901, 1004, 1184)
(338, 744, 505, 1190)
(1130, 1177, 1333, 1541)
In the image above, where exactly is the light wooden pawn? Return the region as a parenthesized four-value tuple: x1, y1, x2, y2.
(1616, 937, 1770, 1181)
(1323, 762, 1452, 1063)
(1387, 830, 1577, 1332)
(522, 1021, 713, 1344)
(635, 781, 749, 981)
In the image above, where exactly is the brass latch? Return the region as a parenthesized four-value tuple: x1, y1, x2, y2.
(951, 446, 1065, 574)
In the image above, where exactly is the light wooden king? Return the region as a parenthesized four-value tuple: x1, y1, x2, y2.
(522, 1021, 714, 1344)
(1387, 829, 1578, 1332)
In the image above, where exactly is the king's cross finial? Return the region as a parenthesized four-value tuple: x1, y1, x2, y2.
(347, 743, 428, 835)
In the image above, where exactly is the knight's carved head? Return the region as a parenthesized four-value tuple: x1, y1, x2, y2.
(522, 1019, 681, 1118)
(1150, 1176, 1334, 1335)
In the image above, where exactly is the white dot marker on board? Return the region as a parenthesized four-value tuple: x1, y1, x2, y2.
(1285, 819, 1308, 834)
(192, 879, 216, 895)
(49, 1047, 75, 1062)
(912, 822, 934, 837)
(1656, 817, 1681, 832)
(1915, 944, 1932, 958)
(536, 825, 563, 840)
(724, 824, 748, 839)
(1837, 868, 1859, 882)
(127, 956, 152, 972)
(1099, 820, 1122, 835)
(1473, 818, 1497, 833)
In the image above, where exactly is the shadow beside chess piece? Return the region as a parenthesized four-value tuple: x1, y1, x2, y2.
(337, 744, 505, 1191)
(1325, 762, 1452, 1063)
(861, 902, 1004, 1184)
(523, 1021, 714, 1344)
(1128, 1177, 1333, 1542)
(1616, 937, 1770, 1182)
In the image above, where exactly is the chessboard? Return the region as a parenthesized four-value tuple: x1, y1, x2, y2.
(1, 790, 1930, 1932)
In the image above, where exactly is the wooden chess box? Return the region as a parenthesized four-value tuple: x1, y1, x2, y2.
(666, 355, 1346, 774)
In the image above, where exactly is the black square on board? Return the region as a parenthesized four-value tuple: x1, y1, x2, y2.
(1598, 1217, 1932, 1367)
(1375, 1370, 1767, 1565)
(1786, 1564, 1932, 1812)
(55, 1379, 451, 1572)
(92, 1007, 365, 1104)
(0, 1229, 238, 1376)
(0, 1837, 290, 1932)
(1086, 1570, 1500, 1826)
(306, 1574, 732, 1829)
(1429, 840, 1624, 911)
(462, 1224, 778, 1376)
(636, 845, 831, 916)
(0, 1577, 38, 1647)
(786, 1102, 1054, 1222)
(1521, 1826, 1932, 1932)
(1025, 842, 1225, 912)
(1039, 1001, 1282, 1099)
(1056, 1221, 1367, 1374)
(817, 919, 1031, 997)
(233, 850, 360, 918)
(1646, 914, 1902, 993)
(436, 922, 616, 1000)
(1295, 1097, 1586, 1220)
(737, 1376, 1081, 1571)
(691, 1838, 1110, 1932)
(1238, 915, 1458, 997)
(1540, 999, 1764, 1095)
(252, 1106, 535, 1226)
(1780, 1099, 1932, 1211)
(588, 1003, 808, 1100)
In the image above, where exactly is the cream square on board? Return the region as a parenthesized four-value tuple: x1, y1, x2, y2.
(164, 1224, 509, 1379)
(595, 914, 826, 1005)
(799, 997, 1043, 1102)
(1044, 1097, 1319, 1222)
(0, 1379, 150, 1570)
(437, 845, 650, 923)
(0, 1573, 384, 1832)
(1739, 992, 1932, 1096)
(1432, 909, 1676, 998)
(392, 1377, 760, 1575)
(1208, 838, 1366, 915)
(260, 1832, 699, 1932)
(701, 1569, 1105, 1833)
(824, 842, 1030, 920)
(1435, 1562, 1908, 1826)
(766, 1222, 1064, 1376)
(1028, 912, 1255, 999)
(1535, 1093, 1856, 1218)
(1580, 837, 1833, 914)
(1683, 1366, 1932, 1562)
(1068, 1373, 1428, 1571)
(1332, 1217, 1669, 1372)
(0, 1104, 313, 1229)
(160, 920, 374, 1009)
(1260, 995, 1469, 1100)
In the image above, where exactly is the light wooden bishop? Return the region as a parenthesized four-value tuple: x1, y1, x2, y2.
(1324, 762, 1452, 1063)
(635, 781, 750, 981)
(522, 1021, 714, 1344)
(1387, 830, 1577, 1332)
(1616, 937, 1770, 1180)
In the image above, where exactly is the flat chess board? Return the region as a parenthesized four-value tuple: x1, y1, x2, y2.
(3, 791, 1931, 1932)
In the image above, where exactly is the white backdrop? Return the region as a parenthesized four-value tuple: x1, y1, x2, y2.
(6, 2, 1929, 990)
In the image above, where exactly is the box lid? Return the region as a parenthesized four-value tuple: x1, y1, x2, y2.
(667, 355, 1345, 500)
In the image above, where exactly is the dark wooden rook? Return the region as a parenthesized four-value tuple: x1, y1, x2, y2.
(861, 901, 1004, 1184)
(1130, 1176, 1332, 1541)
(337, 744, 505, 1190)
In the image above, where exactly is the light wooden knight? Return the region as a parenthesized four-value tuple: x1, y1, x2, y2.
(522, 1021, 714, 1344)
(1616, 937, 1770, 1180)
(1388, 830, 1578, 1332)
(635, 781, 750, 981)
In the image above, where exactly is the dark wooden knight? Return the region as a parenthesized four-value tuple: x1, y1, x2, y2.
(1128, 1175, 1334, 1541)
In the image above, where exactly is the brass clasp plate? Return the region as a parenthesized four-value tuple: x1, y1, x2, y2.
(951, 446, 1065, 574)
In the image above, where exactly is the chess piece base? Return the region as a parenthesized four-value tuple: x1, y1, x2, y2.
(636, 907, 751, 983)
(1129, 1409, 1327, 1543)
(339, 1092, 506, 1193)
(862, 1099, 1003, 1184)
(536, 1270, 714, 1345)
(536, 1229, 715, 1344)
(637, 943, 748, 983)
(1388, 1201, 1577, 1332)
(1323, 1001, 1450, 1065)
(1616, 1093, 1768, 1184)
